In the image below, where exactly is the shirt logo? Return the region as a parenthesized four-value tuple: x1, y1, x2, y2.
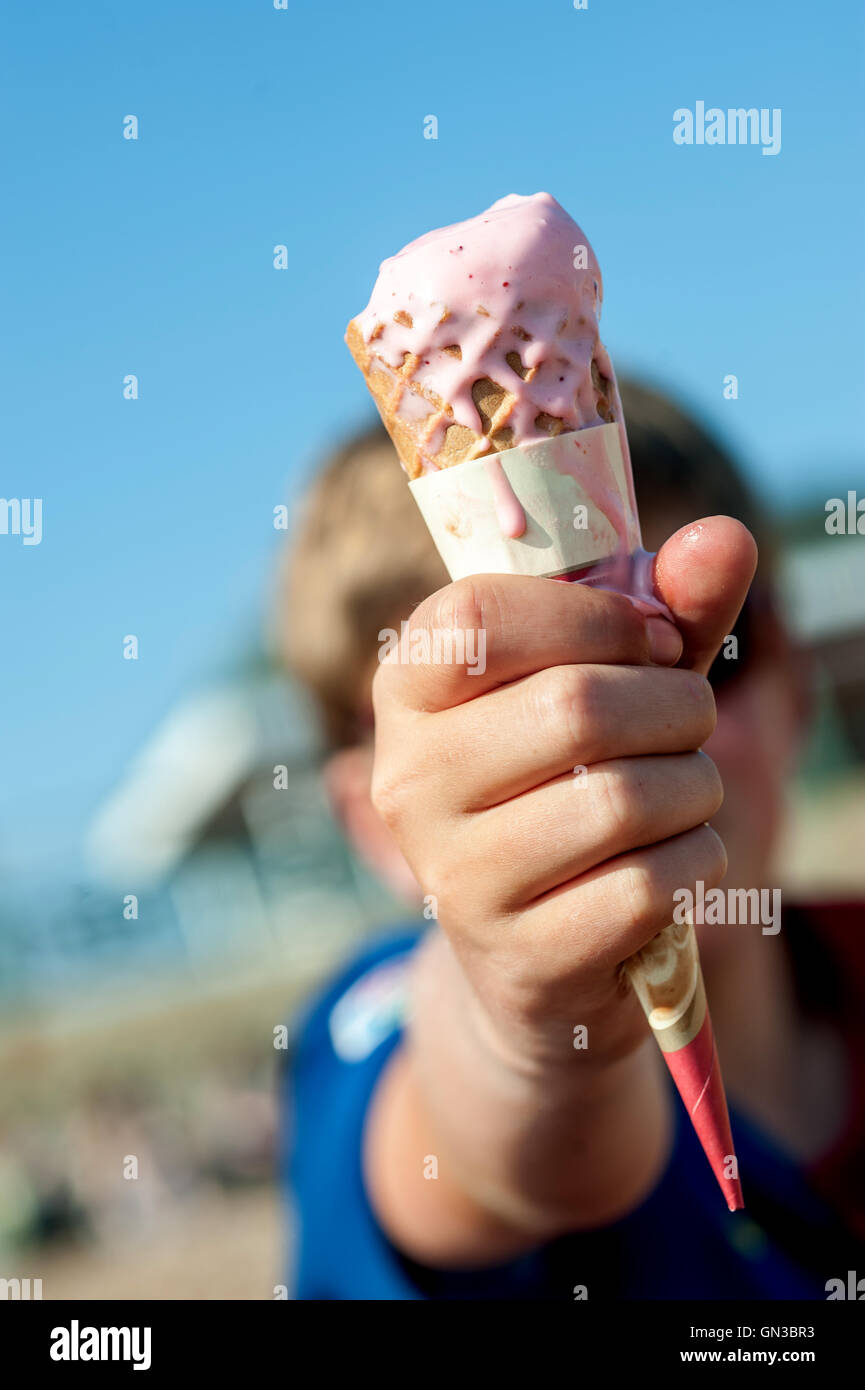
(328, 958, 409, 1062)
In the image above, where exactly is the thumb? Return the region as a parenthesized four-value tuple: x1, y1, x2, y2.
(652, 517, 758, 676)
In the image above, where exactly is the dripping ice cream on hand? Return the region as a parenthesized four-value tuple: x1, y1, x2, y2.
(345, 192, 637, 548)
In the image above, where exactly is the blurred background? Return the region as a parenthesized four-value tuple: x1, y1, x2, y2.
(0, 0, 863, 1298)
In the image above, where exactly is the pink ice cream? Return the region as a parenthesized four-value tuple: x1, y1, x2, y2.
(349, 192, 625, 478)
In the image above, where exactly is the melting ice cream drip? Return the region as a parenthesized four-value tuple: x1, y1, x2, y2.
(483, 457, 526, 539)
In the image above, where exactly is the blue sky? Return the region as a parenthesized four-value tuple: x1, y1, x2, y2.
(1, 0, 863, 870)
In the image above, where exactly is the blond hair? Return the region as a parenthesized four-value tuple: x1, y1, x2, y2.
(279, 423, 448, 748)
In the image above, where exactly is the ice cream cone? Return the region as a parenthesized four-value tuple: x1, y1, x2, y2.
(345, 191, 743, 1210)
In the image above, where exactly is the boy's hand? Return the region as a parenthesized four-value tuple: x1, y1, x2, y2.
(371, 517, 757, 1069)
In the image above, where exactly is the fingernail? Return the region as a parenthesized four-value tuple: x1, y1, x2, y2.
(645, 616, 682, 665)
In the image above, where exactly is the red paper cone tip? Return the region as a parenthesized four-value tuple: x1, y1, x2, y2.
(661, 1010, 744, 1211)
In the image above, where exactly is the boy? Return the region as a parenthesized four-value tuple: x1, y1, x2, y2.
(281, 379, 865, 1299)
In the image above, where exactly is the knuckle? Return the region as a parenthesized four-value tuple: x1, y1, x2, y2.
(698, 823, 728, 884)
(662, 670, 717, 747)
(420, 844, 487, 927)
(694, 751, 725, 818)
(593, 764, 637, 841)
(686, 671, 718, 744)
(535, 665, 595, 749)
(622, 859, 669, 936)
(621, 824, 728, 940)
(429, 576, 493, 648)
(369, 760, 406, 828)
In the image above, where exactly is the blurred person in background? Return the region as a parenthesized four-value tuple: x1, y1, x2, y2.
(279, 379, 865, 1299)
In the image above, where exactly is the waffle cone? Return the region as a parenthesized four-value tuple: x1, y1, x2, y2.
(346, 315, 620, 482)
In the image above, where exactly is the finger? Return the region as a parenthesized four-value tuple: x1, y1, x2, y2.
(406, 664, 715, 811)
(373, 572, 682, 714)
(518, 824, 728, 988)
(463, 753, 723, 909)
(653, 516, 758, 676)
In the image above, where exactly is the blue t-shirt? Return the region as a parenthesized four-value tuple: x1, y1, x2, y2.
(283, 931, 857, 1300)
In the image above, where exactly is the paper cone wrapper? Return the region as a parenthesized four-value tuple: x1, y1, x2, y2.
(623, 921, 743, 1210)
(408, 424, 641, 581)
(405, 427, 742, 1210)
